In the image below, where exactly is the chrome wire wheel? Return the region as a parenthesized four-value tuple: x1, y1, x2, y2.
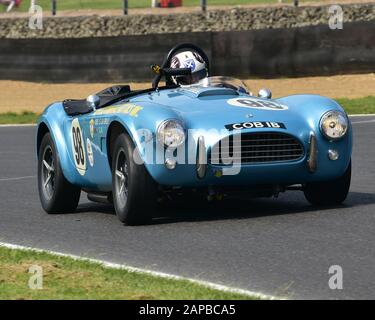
(115, 149, 129, 208)
(42, 146, 55, 200)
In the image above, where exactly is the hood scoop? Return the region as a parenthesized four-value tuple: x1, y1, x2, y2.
(179, 87, 238, 98)
(197, 88, 239, 97)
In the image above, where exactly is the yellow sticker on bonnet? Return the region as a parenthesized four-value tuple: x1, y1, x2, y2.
(94, 103, 143, 117)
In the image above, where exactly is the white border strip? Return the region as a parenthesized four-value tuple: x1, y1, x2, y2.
(0, 242, 279, 300)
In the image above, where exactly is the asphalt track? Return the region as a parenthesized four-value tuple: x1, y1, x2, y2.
(0, 116, 374, 299)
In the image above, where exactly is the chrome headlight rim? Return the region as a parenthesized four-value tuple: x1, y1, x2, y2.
(319, 110, 349, 141)
(157, 119, 186, 148)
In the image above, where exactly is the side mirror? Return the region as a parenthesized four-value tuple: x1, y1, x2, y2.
(258, 88, 272, 99)
(86, 95, 100, 111)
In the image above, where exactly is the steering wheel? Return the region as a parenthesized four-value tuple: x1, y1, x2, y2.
(152, 43, 210, 89)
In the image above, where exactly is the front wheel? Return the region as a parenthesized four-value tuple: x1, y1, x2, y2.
(111, 133, 158, 225)
(304, 161, 351, 206)
(38, 133, 81, 213)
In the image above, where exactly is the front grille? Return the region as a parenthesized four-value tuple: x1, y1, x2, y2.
(210, 132, 304, 165)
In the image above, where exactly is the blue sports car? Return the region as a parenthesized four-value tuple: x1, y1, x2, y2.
(37, 44, 352, 225)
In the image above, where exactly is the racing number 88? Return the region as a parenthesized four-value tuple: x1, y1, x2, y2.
(72, 127, 85, 166)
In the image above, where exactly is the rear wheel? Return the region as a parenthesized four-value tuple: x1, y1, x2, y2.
(38, 133, 81, 213)
(112, 133, 158, 225)
(304, 161, 351, 206)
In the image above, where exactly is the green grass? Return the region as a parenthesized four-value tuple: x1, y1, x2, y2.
(0, 96, 373, 125)
(0, 111, 39, 124)
(0, 246, 256, 300)
(0, 0, 285, 12)
(336, 96, 375, 115)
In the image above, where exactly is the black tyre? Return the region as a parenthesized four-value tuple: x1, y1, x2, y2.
(38, 133, 81, 213)
(304, 161, 351, 206)
(112, 133, 158, 225)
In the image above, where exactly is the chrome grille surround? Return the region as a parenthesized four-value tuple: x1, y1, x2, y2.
(210, 132, 305, 165)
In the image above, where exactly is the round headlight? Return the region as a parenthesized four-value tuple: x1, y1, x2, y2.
(157, 119, 185, 148)
(320, 111, 348, 140)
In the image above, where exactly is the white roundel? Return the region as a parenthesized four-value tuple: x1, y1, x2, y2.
(86, 138, 94, 167)
(71, 118, 86, 176)
(227, 98, 288, 111)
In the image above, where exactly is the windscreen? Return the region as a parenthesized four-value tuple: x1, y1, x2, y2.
(189, 76, 250, 94)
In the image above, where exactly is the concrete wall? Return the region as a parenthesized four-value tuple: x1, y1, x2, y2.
(0, 3, 374, 39)
(212, 21, 375, 77)
(0, 21, 374, 82)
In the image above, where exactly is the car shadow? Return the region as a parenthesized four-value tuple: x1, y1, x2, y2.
(75, 202, 115, 215)
(74, 191, 375, 225)
(149, 191, 375, 225)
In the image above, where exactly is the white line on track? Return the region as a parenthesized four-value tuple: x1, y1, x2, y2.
(351, 120, 375, 125)
(0, 241, 279, 300)
(0, 175, 36, 182)
(348, 114, 375, 117)
(0, 124, 36, 128)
